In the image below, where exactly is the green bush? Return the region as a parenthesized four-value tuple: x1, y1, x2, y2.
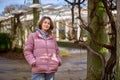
(0, 33, 12, 52)
(60, 50, 68, 56)
(14, 47, 23, 53)
(57, 41, 80, 48)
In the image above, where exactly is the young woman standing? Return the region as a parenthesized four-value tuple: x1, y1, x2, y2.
(24, 16, 62, 80)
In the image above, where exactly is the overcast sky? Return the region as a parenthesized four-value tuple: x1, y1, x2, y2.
(0, 0, 68, 14)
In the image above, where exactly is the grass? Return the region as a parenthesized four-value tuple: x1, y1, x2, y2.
(59, 50, 71, 57)
(0, 51, 25, 60)
(0, 49, 70, 60)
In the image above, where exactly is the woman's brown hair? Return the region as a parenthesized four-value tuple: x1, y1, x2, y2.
(37, 16, 54, 33)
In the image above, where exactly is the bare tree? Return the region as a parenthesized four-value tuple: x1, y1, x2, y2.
(3, 5, 22, 14)
(64, 0, 117, 79)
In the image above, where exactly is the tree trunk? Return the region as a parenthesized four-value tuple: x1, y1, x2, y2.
(11, 16, 17, 50)
(116, 0, 120, 79)
(33, 0, 39, 31)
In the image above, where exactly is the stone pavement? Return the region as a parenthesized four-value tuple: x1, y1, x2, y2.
(0, 53, 87, 80)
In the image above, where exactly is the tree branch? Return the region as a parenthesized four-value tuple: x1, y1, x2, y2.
(78, 42, 106, 79)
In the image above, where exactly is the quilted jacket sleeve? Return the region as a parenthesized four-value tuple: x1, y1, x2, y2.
(24, 33, 36, 65)
(54, 39, 62, 66)
(56, 46, 62, 66)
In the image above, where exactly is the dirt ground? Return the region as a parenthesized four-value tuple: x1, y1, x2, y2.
(0, 53, 87, 80)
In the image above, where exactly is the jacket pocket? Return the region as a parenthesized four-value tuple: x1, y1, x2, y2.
(48, 59, 59, 71)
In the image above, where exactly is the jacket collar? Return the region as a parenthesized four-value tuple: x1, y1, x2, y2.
(37, 28, 48, 40)
(36, 30, 53, 40)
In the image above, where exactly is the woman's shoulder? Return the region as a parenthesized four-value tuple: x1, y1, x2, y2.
(29, 31, 37, 36)
(48, 34, 55, 39)
(50, 35, 57, 41)
(28, 32, 37, 39)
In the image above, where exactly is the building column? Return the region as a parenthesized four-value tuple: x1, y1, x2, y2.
(56, 21, 59, 41)
(77, 20, 81, 40)
(65, 21, 69, 41)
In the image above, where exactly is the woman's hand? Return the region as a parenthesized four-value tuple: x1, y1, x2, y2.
(32, 62, 36, 67)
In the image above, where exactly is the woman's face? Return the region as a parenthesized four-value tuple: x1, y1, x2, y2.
(41, 18, 50, 32)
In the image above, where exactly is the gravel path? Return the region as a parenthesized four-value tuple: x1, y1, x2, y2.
(0, 53, 87, 80)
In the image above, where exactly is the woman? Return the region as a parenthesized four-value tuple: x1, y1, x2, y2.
(24, 16, 62, 80)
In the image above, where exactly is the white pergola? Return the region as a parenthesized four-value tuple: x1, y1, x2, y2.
(0, 3, 87, 41)
(27, 4, 87, 41)
(27, 4, 87, 21)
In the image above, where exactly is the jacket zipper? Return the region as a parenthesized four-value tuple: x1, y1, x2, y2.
(46, 39, 49, 72)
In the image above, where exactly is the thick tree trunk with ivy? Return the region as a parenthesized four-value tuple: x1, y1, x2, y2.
(87, 0, 108, 79)
(116, 1, 120, 80)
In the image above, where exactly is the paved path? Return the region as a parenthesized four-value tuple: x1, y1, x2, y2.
(0, 53, 87, 80)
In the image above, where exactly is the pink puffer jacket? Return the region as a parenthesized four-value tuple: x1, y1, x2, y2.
(24, 31, 62, 73)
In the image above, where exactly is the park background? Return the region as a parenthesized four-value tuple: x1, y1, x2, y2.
(0, 0, 120, 80)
